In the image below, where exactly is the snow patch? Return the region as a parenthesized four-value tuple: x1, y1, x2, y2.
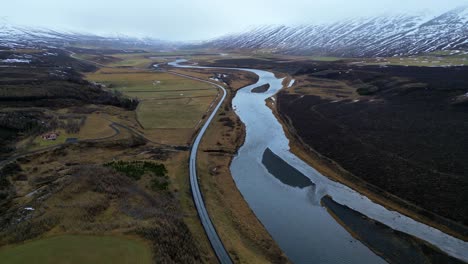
(1, 58, 30, 63)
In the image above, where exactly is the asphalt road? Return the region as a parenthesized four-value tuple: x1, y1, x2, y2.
(169, 71, 233, 264)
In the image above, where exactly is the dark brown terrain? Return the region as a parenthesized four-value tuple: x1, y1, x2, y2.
(205, 58, 468, 237)
(0, 48, 204, 263)
(278, 65, 468, 226)
(0, 49, 138, 159)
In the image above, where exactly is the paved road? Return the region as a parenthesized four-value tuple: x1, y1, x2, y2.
(169, 71, 233, 264)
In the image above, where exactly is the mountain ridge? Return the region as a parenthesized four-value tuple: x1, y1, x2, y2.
(202, 6, 468, 57)
(0, 20, 174, 50)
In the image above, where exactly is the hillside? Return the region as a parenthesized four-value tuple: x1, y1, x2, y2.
(0, 20, 174, 51)
(203, 6, 468, 57)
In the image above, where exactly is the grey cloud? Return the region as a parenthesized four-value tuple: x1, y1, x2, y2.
(1, 0, 467, 40)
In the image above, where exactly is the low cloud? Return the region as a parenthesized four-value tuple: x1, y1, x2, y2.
(1, 0, 466, 40)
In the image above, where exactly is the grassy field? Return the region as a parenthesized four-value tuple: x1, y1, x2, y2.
(365, 51, 468, 67)
(28, 113, 116, 149)
(31, 129, 70, 148)
(86, 70, 218, 129)
(138, 96, 216, 128)
(77, 113, 115, 139)
(0, 235, 152, 264)
(106, 53, 154, 68)
(290, 75, 358, 100)
(88, 70, 214, 92)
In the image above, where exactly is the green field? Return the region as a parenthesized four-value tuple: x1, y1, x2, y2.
(31, 130, 70, 148)
(138, 97, 215, 128)
(294, 56, 347, 61)
(0, 235, 152, 264)
(89, 71, 214, 92)
(106, 54, 153, 68)
(86, 71, 217, 129)
(365, 51, 468, 67)
(125, 89, 216, 98)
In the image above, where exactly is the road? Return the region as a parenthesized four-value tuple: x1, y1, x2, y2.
(169, 71, 233, 264)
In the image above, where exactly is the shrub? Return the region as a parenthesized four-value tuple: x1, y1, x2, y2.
(105, 161, 169, 192)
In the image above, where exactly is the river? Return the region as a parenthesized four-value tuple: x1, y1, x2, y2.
(169, 59, 468, 263)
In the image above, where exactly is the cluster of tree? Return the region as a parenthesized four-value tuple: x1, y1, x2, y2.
(0, 163, 20, 215)
(0, 111, 45, 133)
(56, 115, 87, 134)
(109, 90, 139, 110)
(137, 219, 202, 263)
(105, 160, 169, 191)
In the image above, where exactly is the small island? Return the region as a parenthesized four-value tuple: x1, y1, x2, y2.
(251, 83, 270, 93)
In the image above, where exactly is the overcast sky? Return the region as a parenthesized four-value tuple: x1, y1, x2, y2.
(1, 0, 467, 41)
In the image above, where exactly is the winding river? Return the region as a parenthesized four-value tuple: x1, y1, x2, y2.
(169, 60, 468, 263)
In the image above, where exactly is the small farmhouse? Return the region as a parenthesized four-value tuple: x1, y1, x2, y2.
(42, 131, 60, 140)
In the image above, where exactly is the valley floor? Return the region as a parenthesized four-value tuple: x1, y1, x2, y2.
(0, 48, 287, 263)
(2, 46, 468, 263)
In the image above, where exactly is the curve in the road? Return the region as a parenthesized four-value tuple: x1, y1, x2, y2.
(169, 71, 233, 264)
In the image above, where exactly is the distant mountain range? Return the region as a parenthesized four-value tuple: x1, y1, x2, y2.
(2, 6, 467, 57)
(0, 21, 173, 51)
(202, 6, 468, 57)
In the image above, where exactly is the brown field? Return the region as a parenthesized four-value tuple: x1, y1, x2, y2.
(85, 69, 219, 144)
(272, 67, 468, 241)
(290, 75, 359, 100)
(77, 113, 115, 139)
(0, 235, 153, 264)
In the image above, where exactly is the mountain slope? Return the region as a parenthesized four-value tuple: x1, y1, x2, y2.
(0, 21, 173, 50)
(204, 6, 468, 57)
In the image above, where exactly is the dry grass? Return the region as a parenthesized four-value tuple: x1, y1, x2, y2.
(137, 96, 217, 129)
(273, 76, 468, 242)
(143, 128, 194, 146)
(77, 114, 115, 139)
(0, 235, 153, 264)
(169, 68, 258, 92)
(290, 75, 359, 100)
(2, 141, 206, 263)
(169, 68, 289, 263)
(27, 112, 117, 150)
(30, 129, 71, 148)
(165, 152, 217, 263)
(364, 51, 468, 67)
(86, 71, 218, 130)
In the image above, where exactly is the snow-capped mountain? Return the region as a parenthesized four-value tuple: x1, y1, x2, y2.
(204, 6, 468, 57)
(0, 21, 172, 50)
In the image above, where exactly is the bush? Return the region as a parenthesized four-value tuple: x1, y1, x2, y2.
(105, 161, 169, 192)
(136, 219, 202, 263)
(0, 162, 21, 188)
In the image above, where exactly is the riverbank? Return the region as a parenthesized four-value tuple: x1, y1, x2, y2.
(270, 79, 468, 243)
(321, 196, 465, 264)
(188, 57, 468, 262)
(172, 68, 288, 263)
